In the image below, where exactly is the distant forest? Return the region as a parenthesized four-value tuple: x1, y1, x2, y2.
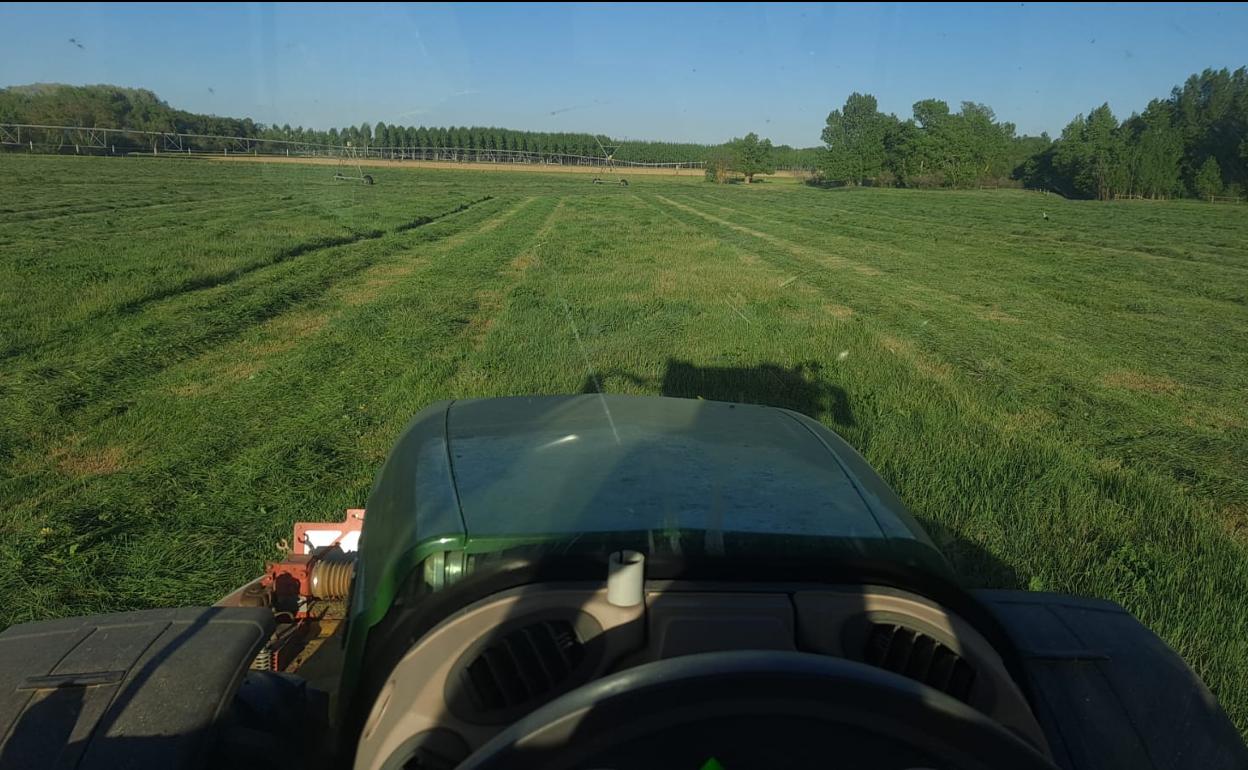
(820, 67, 1247, 199)
(0, 83, 818, 169)
(3, 68, 1244, 199)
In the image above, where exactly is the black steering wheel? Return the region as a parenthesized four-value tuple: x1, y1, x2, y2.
(454, 650, 1057, 770)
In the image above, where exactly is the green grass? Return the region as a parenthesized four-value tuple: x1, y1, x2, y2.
(2, 155, 1246, 734)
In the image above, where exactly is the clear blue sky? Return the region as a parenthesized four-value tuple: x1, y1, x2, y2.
(2, 3, 1246, 146)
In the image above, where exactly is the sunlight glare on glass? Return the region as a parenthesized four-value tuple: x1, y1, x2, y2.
(538, 434, 580, 451)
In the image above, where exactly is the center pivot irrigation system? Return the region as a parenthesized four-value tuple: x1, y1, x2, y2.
(592, 135, 629, 186)
(334, 142, 375, 185)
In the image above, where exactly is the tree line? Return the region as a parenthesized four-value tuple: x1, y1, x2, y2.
(0, 84, 261, 148)
(815, 67, 1246, 199)
(1018, 68, 1247, 199)
(821, 93, 1034, 188)
(6, 70, 1241, 196)
(0, 83, 823, 167)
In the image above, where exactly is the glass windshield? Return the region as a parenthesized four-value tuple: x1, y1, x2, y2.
(1, 0, 1246, 743)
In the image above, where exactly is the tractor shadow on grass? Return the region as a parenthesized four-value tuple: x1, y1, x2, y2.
(580, 359, 854, 428)
(920, 520, 1024, 591)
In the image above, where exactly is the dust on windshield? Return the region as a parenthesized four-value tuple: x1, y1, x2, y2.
(1, 0, 1246, 742)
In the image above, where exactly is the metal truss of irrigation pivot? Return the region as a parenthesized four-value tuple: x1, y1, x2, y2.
(0, 123, 705, 169)
(592, 135, 629, 185)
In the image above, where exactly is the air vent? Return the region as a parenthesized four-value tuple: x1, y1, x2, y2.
(461, 619, 586, 713)
(861, 622, 976, 702)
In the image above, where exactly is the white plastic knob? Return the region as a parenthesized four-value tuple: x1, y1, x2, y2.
(607, 550, 645, 607)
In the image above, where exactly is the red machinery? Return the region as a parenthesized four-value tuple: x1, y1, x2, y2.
(220, 509, 365, 672)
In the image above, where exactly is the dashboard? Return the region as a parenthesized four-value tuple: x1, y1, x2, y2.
(353, 580, 1049, 769)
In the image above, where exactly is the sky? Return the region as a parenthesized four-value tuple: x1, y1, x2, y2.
(2, 2, 1246, 147)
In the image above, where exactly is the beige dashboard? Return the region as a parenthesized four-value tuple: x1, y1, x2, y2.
(354, 582, 1049, 770)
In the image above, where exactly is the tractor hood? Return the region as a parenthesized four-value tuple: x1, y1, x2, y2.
(349, 395, 952, 645)
(449, 395, 912, 541)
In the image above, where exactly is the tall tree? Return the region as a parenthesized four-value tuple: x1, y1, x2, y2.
(960, 102, 1013, 185)
(705, 145, 734, 183)
(1020, 66, 1247, 199)
(1052, 105, 1128, 200)
(907, 99, 952, 184)
(1124, 100, 1183, 199)
(731, 132, 775, 183)
(821, 92, 892, 184)
(1171, 68, 1247, 194)
(1195, 156, 1224, 198)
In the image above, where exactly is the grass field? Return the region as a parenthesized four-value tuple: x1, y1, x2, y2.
(2, 155, 1246, 732)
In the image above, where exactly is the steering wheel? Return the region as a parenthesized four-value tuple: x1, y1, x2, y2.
(454, 650, 1057, 770)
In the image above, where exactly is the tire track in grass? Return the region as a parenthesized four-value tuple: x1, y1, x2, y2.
(679, 191, 1044, 307)
(727, 189, 1248, 293)
(683, 189, 1248, 300)
(158, 198, 541, 403)
(703, 185, 1198, 264)
(0, 197, 318, 248)
(393, 195, 493, 231)
(643, 191, 1174, 450)
(441, 196, 532, 242)
(639, 193, 956, 389)
(0, 196, 205, 222)
(1, 197, 523, 501)
(448, 198, 568, 391)
(0, 189, 479, 347)
(640, 193, 1248, 735)
(0, 197, 521, 465)
(651, 191, 1149, 414)
(672, 190, 1248, 459)
(653, 193, 851, 271)
(1, 194, 362, 247)
(340, 197, 534, 309)
(686, 191, 1248, 403)
(0, 196, 565, 624)
(656, 187, 1248, 535)
(316, 193, 534, 316)
(641, 192, 962, 405)
(654, 194, 1031, 320)
(459, 192, 695, 399)
(640, 196, 1011, 431)
(657, 189, 1215, 385)
(113, 195, 496, 314)
(0, 195, 498, 363)
(0, 196, 218, 225)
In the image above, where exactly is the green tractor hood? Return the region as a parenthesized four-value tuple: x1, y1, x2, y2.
(345, 395, 952, 675)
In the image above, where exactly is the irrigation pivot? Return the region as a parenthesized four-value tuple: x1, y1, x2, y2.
(334, 141, 375, 185)
(591, 135, 628, 186)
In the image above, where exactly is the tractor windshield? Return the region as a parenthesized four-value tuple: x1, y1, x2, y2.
(2, 2, 1247, 746)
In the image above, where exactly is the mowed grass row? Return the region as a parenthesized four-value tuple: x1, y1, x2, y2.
(407, 186, 1248, 731)
(657, 187, 1248, 522)
(0, 156, 497, 354)
(1, 168, 561, 614)
(0, 156, 1245, 734)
